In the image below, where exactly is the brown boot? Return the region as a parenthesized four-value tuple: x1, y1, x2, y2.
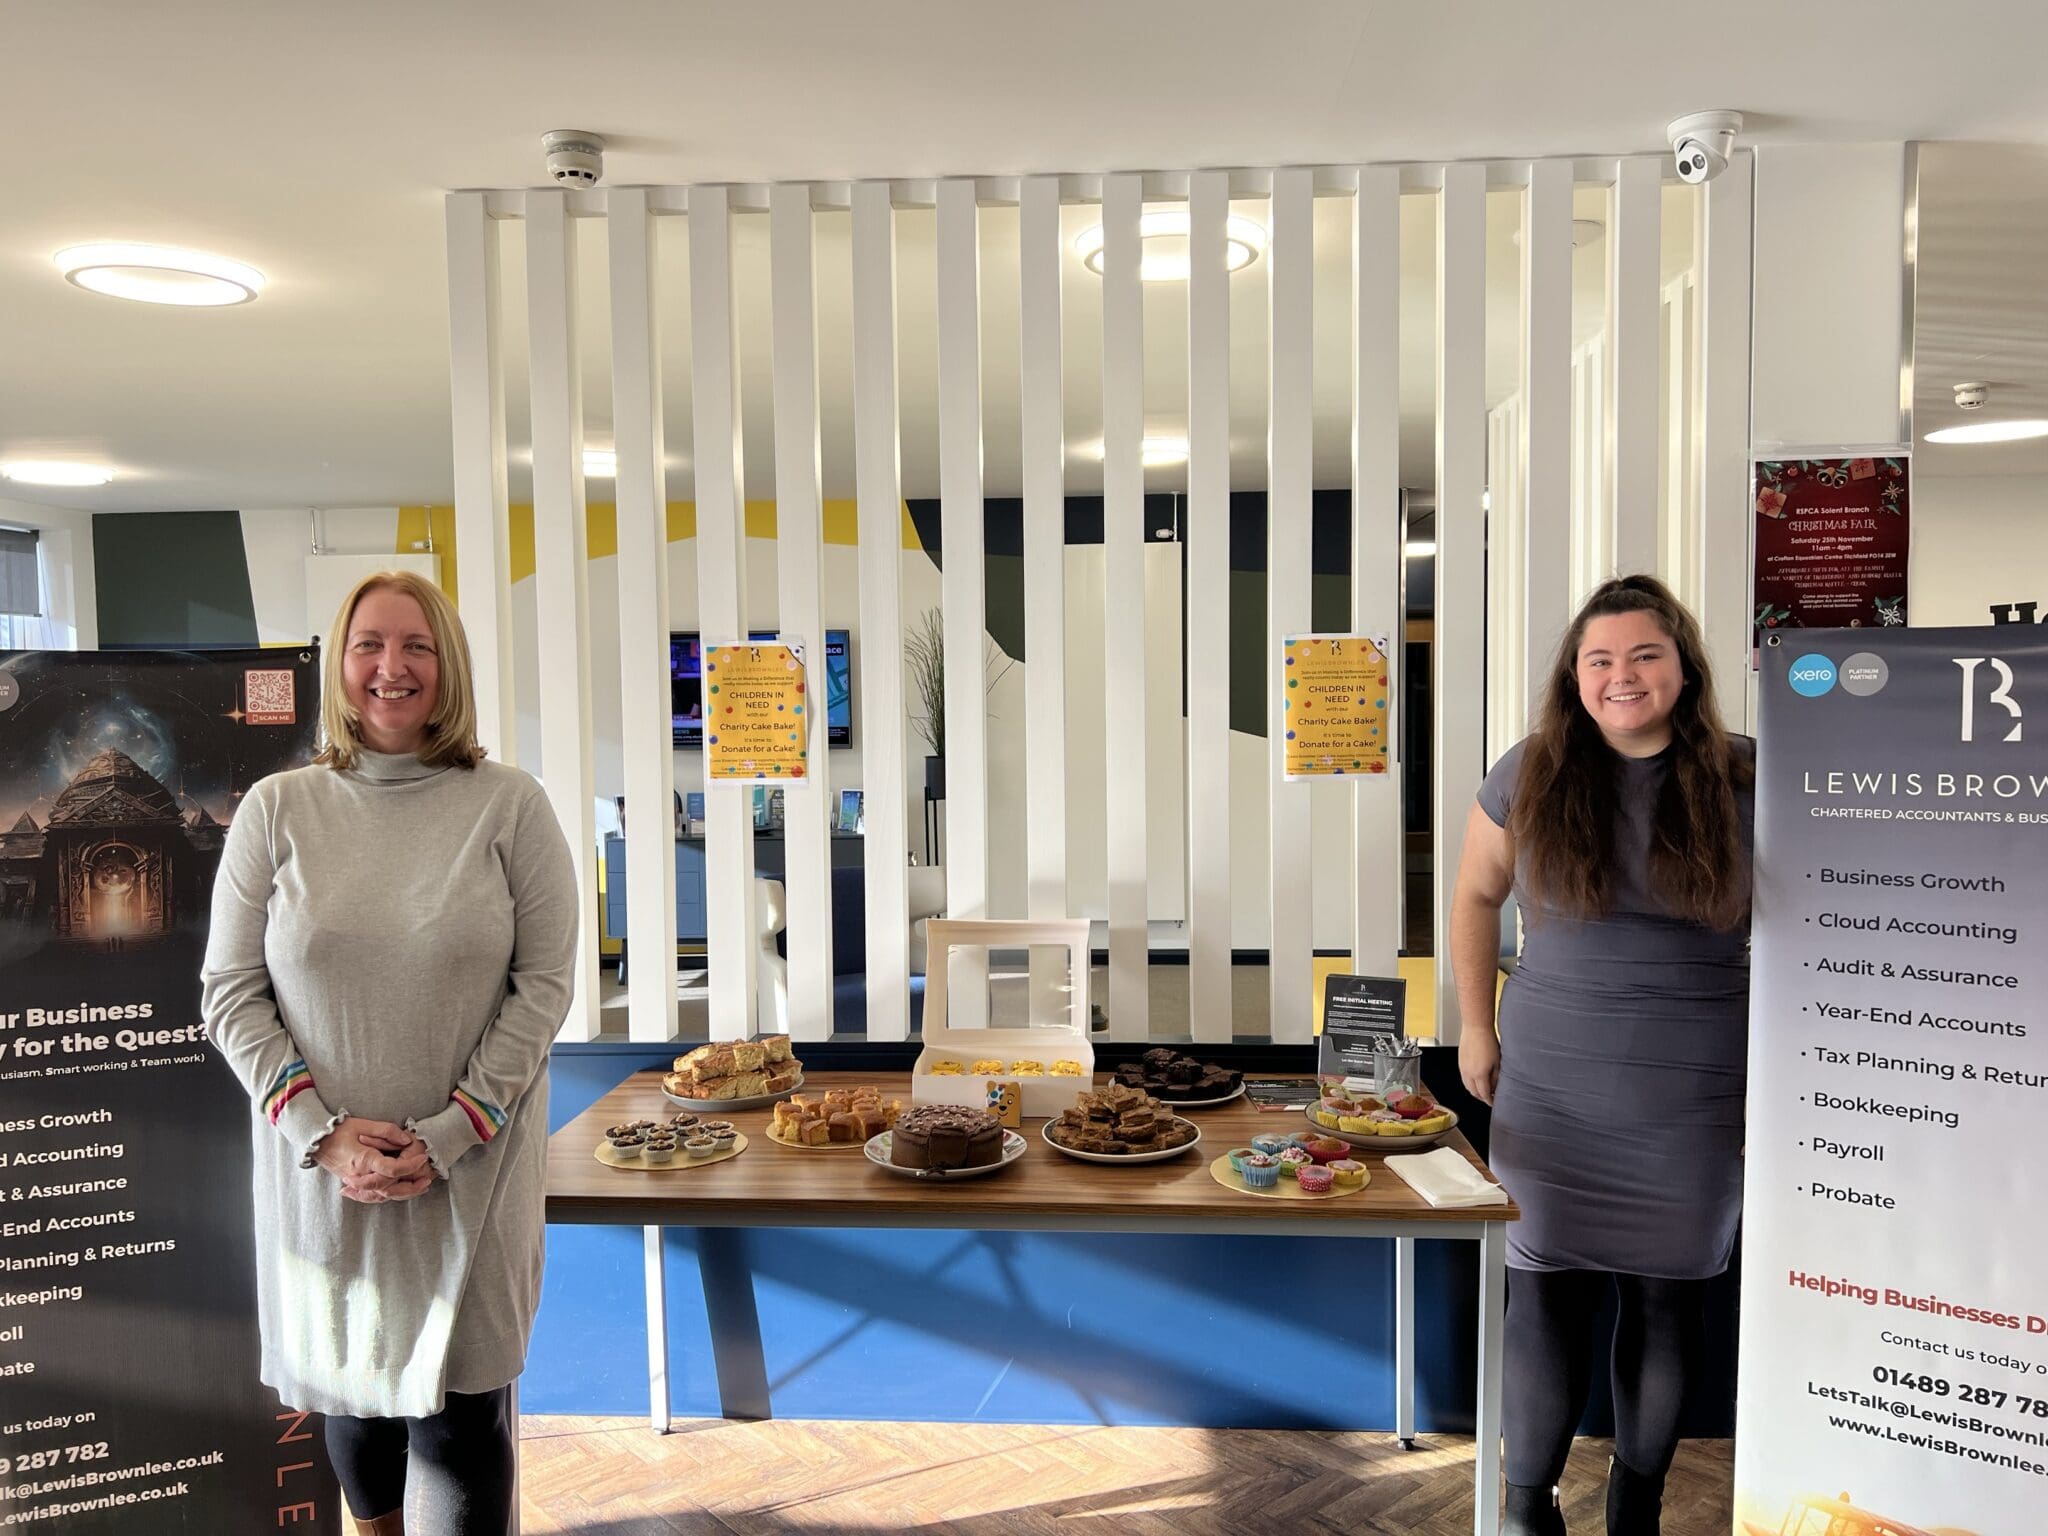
(348, 1510, 404, 1536)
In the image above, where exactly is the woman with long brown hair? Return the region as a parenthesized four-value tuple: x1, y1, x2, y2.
(1452, 575, 1753, 1536)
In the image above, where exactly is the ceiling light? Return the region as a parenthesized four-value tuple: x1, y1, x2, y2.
(1073, 212, 1269, 282)
(1404, 540, 1436, 560)
(2, 461, 115, 487)
(56, 243, 265, 306)
(1924, 419, 2048, 445)
(1141, 436, 1189, 467)
(583, 448, 618, 478)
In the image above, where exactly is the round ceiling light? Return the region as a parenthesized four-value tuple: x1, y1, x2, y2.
(56, 243, 265, 306)
(1074, 212, 1269, 282)
(583, 448, 619, 479)
(2, 461, 115, 487)
(1924, 419, 2048, 445)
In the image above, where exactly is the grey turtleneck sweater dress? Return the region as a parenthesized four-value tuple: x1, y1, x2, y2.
(201, 748, 576, 1418)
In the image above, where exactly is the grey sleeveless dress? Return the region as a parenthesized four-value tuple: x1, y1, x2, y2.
(1479, 736, 1754, 1278)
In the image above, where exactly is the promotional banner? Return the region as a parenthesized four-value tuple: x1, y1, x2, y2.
(1280, 634, 1391, 779)
(0, 649, 335, 1533)
(1752, 453, 1911, 655)
(703, 640, 811, 782)
(1737, 628, 2048, 1536)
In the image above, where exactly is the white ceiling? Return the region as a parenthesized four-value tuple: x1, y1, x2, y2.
(5, 0, 2048, 514)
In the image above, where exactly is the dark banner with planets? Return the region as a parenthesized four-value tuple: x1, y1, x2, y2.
(0, 649, 339, 1532)
(1752, 453, 1911, 656)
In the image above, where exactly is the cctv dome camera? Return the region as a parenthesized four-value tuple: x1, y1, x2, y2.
(542, 130, 606, 189)
(1667, 111, 1742, 185)
(1954, 382, 1990, 411)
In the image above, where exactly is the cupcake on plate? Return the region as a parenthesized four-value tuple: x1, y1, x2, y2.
(1227, 1147, 1258, 1174)
(1414, 1110, 1452, 1135)
(643, 1137, 677, 1166)
(1328, 1159, 1367, 1190)
(1303, 1136, 1350, 1164)
(1369, 1109, 1414, 1137)
(1297, 1166, 1336, 1194)
(606, 1132, 644, 1160)
(1250, 1134, 1289, 1157)
(684, 1136, 717, 1160)
(1277, 1147, 1314, 1174)
(1239, 1152, 1280, 1189)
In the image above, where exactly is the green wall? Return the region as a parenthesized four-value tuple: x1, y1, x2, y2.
(93, 511, 258, 648)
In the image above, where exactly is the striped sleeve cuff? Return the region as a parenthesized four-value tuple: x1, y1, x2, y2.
(262, 1060, 342, 1169)
(263, 1059, 316, 1124)
(409, 1089, 508, 1175)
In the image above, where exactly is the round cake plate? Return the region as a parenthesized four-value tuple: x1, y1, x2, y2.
(1299, 1103, 1459, 1152)
(1206, 1154, 1368, 1200)
(1040, 1117, 1203, 1164)
(663, 1073, 804, 1113)
(1143, 1081, 1245, 1110)
(863, 1128, 1028, 1179)
(595, 1133, 748, 1172)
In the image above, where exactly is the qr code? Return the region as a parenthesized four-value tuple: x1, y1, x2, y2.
(243, 669, 296, 726)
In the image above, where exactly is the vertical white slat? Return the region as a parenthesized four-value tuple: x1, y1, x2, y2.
(1019, 176, 1071, 1023)
(1099, 173, 1149, 1043)
(689, 186, 759, 1041)
(1608, 156, 1663, 578)
(1485, 408, 1512, 765)
(936, 178, 990, 1030)
(851, 182, 912, 1041)
(1695, 153, 1755, 724)
(1523, 159, 1575, 729)
(1267, 167, 1314, 1045)
(525, 191, 600, 1041)
(444, 192, 515, 762)
(769, 183, 834, 1042)
(1187, 169, 1235, 1038)
(1434, 161, 1488, 1046)
(1662, 276, 1697, 603)
(1350, 166, 1401, 981)
(607, 187, 680, 1042)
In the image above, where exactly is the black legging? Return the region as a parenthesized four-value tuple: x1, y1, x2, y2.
(1503, 1268, 1706, 1487)
(324, 1384, 515, 1534)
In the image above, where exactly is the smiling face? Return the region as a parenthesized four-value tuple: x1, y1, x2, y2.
(342, 584, 441, 754)
(1574, 609, 1685, 755)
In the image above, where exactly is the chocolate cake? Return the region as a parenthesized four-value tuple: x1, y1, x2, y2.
(889, 1104, 1005, 1171)
(1113, 1048, 1241, 1103)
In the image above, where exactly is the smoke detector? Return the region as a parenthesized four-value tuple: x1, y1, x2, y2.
(1953, 381, 1990, 411)
(542, 130, 606, 189)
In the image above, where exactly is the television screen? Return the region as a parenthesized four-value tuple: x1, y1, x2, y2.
(671, 630, 851, 750)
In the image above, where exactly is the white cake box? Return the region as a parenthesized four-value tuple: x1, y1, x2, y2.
(911, 918, 1094, 1121)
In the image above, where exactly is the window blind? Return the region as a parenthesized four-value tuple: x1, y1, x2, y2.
(0, 528, 39, 618)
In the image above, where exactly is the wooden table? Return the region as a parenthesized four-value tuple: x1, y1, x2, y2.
(547, 1071, 1518, 1536)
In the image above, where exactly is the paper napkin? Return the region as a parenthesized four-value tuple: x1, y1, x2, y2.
(1386, 1147, 1505, 1209)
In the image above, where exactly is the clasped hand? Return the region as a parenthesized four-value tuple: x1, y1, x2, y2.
(316, 1116, 439, 1204)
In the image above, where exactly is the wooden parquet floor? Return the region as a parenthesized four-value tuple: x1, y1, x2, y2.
(518, 1417, 1733, 1535)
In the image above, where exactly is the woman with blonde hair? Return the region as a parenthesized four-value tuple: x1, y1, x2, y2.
(204, 570, 576, 1535)
(1452, 575, 1753, 1535)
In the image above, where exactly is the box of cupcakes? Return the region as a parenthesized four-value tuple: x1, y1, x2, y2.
(911, 917, 1095, 1119)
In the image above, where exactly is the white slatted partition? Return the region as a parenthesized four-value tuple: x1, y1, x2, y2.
(850, 182, 912, 1041)
(769, 183, 834, 1040)
(1350, 166, 1401, 980)
(1609, 156, 1664, 578)
(1523, 160, 1575, 720)
(1434, 163, 1488, 1046)
(1100, 173, 1148, 1042)
(1186, 170, 1234, 1040)
(935, 179, 990, 1030)
(689, 186, 759, 1041)
(607, 187, 680, 1042)
(1663, 273, 1698, 604)
(1267, 168, 1314, 1045)
(1696, 153, 1756, 721)
(1019, 176, 1071, 1023)
(524, 191, 600, 1041)
(1485, 400, 1524, 765)
(444, 192, 515, 763)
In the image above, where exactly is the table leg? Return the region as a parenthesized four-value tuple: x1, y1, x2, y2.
(1472, 1221, 1507, 1536)
(1394, 1236, 1417, 1449)
(644, 1225, 670, 1434)
(697, 1228, 774, 1421)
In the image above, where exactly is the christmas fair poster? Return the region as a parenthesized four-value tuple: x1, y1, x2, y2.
(0, 648, 339, 1533)
(1752, 453, 1911, 657)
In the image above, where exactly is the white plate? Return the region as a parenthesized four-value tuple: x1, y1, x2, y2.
(863, 1128, 1028, 1179)
(1040, 1117, 1203, 1164)
(663, 1073, 804, 1112)
(1301, 1102, 1459, 1152)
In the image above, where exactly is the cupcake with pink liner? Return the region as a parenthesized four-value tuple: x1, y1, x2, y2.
(1297, 1166, 1336, 1194)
